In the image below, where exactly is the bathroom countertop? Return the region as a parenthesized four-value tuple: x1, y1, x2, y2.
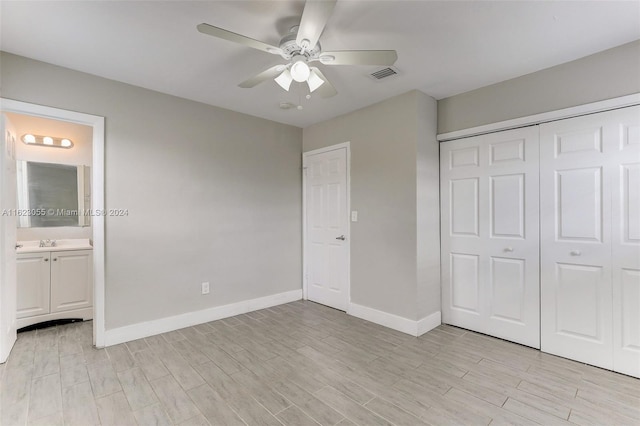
(16, 238, 93, 254)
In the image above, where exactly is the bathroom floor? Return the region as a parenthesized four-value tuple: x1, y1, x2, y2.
(1, 300, 639, 425)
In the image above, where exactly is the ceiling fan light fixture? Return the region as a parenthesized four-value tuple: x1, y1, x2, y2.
(290, 57, 310, 82)
(275, 69, 293, 91)
(307, 69, 325, 92)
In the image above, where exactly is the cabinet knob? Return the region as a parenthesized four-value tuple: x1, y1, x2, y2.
(53, 258, 58, 261)
(570, 250, 581, 256)
(44, 258, 49, 262)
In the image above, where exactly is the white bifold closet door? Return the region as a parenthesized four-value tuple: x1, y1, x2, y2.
(540, 106, 640, 376)
(612, 107, 640, 377)
(441, 127, 540, 348)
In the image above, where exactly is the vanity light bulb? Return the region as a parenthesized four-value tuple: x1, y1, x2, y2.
(43, 136, 54, 145)
(23, 134, 36, 144)
(61, 139, 72, 147)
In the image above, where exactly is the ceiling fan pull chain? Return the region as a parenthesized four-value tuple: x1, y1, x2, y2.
(297, 87, 304, 110)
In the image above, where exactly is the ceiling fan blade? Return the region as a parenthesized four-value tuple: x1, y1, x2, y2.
(238, 65, 287, 88)
(197, 23, 282, 55)
(296, 0, 337, 50)
(310, 67, 337, 98)
(319, 50, 398, 66)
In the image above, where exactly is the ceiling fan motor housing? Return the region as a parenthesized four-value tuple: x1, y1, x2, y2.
(278, 32, 321, 60)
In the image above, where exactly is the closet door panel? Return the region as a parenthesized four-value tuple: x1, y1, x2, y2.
(490, 173, 525, 239)
(450, 253, 480, 314)
(484, 129, 539, 348)
(555, 167, 603, 242)
(450, 178, 480, 237)
(441, 127, 539, 348)
(540, 107, 640, 373)
(489, 257, 525, 323)
(554, 263, 607, 340)
(442, 141, 484, 332)
(611, 106, 640, 377)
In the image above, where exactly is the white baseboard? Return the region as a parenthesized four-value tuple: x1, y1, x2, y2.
(103, 289, 302, 347)
(417, 311, 441, 336)
(347, 303, 417, 335)
(347, 303, 441, 337)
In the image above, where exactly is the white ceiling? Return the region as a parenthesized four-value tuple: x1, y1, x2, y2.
(1, 1, 639, 128)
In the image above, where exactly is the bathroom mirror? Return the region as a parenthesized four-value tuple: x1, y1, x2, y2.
(16, 160, 91, 228)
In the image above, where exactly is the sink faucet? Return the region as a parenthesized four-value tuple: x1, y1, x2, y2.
(39, 239, 56, 248)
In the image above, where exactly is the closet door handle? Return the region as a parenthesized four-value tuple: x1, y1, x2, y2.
(570, 250, 581, 256)
(504, 247, 514, 253)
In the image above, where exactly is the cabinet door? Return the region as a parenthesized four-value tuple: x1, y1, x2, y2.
(50, 250, 93, 313)
(17, 253, 51, 318)
(440, 126, 540, 348)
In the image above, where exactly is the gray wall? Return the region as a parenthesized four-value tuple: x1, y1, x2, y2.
(1, 52, 302, 330)
(303, 90, 439, 321)
(438, 40, 640, 134)
(416, 94, 440, 319)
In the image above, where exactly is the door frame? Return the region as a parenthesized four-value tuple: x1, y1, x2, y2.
(0, 98, 106, 348)
(302, 141, 351, 308)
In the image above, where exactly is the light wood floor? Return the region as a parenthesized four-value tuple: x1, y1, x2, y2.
(1, 301, 639, 426)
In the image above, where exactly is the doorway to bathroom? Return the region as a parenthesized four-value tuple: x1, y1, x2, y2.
(0, 99, 105, 361)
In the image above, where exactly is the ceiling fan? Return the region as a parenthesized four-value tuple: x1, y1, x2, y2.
(197, 0, 398, 98)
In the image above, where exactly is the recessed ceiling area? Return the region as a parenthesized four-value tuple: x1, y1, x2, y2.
(1, 1, 639, 128)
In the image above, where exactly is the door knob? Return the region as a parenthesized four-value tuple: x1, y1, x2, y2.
(570, 250, 581, 256)
(335, 235, 346, 241)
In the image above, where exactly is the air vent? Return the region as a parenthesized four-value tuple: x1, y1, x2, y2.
(369, 67, 399, 80)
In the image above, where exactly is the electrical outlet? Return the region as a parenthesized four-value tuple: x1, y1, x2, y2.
(201, 282, 210, 295)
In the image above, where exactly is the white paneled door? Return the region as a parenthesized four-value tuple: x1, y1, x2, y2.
(540, 106, 640, 375)
(612, 106, 640, 377)
(304, 145, 349, 311)
(441, 127, 540, 348)
(0, 114, 18, 362)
